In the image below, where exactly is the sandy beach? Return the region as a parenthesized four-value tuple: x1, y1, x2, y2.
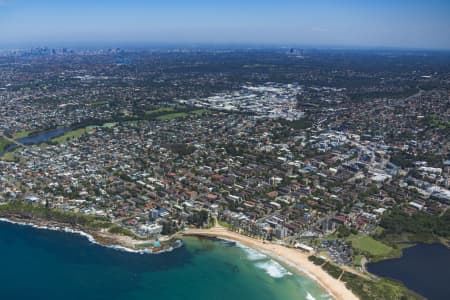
(183, 226, 359, 300)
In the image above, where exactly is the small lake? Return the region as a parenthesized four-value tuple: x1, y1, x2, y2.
(18, 129, 68, 145)
(367, 243, 450, 300)
(2, 128, 70, 154)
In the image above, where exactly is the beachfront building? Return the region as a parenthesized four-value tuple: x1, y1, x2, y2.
(138, 223, 163, 237)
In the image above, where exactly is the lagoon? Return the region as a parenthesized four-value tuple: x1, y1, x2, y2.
(367, 243, 450, 300)
(1, 128, 69, 154)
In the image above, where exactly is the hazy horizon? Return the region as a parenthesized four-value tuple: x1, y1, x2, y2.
(1, 0, 450, 50)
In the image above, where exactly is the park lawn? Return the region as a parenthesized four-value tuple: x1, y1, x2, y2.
(191, 109, 209, 115)
(145, 107, 175, 115)
(1, 147, 22, 161)
(347, 235, 394, 258)
(0, 137, 10, 152)
(90, 100, 109, 106)
(372, 226, 385, 236)
(218, 220, 233, 230)
(156, 112, 189, 120)
(102, 122, 117, 128)
(353, 254, 364, 266)
(12, 130, 32, 139)
(146, 106, 207, 120)
(51, 127, 95, 144)
(324, 232, 339, 240)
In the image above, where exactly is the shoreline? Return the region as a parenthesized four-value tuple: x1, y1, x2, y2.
(0, 216, 182, 255)
(0, 215, 425, 299)
(183, 226, 359, 300)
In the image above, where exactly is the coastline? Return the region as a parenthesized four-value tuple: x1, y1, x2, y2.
(182, 226, 359, 300)
(0, 214, 428, 299)
(0, 216, 182, 255)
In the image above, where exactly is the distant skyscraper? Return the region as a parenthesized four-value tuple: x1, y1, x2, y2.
(149, 208, 158, 222)
(287, 48, 304, 58)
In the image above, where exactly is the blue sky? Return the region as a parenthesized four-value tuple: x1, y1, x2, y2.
(1, 0, 450, 49)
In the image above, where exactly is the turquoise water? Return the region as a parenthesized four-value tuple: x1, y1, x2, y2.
(0, 221, 331, 300)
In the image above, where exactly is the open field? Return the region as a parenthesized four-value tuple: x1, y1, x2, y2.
(145, 107, 176, 115)
(90, 100, 109, 106)
(2, 150, 18, 161)
(146, 106, 210, 121)
(0, 137, 10, 152)
(347, 235, 395, 259)
(353, 254, 364, 266)
(102, 122, 117, 128)
(156, 112, 189, 120)
(12, 130, 31, 139)
(190, 109, 209, 115)
(51, 127, 95, 144)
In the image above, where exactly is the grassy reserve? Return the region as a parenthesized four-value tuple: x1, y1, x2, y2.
(218, 220, 233, 230)
(0, 200, 111, 228)
(108, 224, 137, 237)
(12, 130, 32, 139)
(1, 147, 22, 162)
(145, 107, 176, 115)
(156, 112, 189, 120)
(0, 137, 10, 152)
(90, 100, 109, 106)
(321, 262, 343, 279)
(0, 130, 32, 154)
(190, 109, 209, 115)
(346, 234, 399, 261)
(51, 127, 96, 144)
(308, 255, 423, 300)
(353, 254, 364, 266)
(0, 200, 140, 239)
(308, 255, 326, 265)
(341, 271, 423, 300)
(102, 122, 117, 128)
(145, 106, 210, 121)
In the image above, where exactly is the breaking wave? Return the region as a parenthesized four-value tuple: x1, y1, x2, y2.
(236, 243, 268, 261)
(255, 260, 293, 278)
(306, 292, 317, 300)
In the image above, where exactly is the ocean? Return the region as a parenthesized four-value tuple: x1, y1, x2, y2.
(0, 221, 331, 300)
